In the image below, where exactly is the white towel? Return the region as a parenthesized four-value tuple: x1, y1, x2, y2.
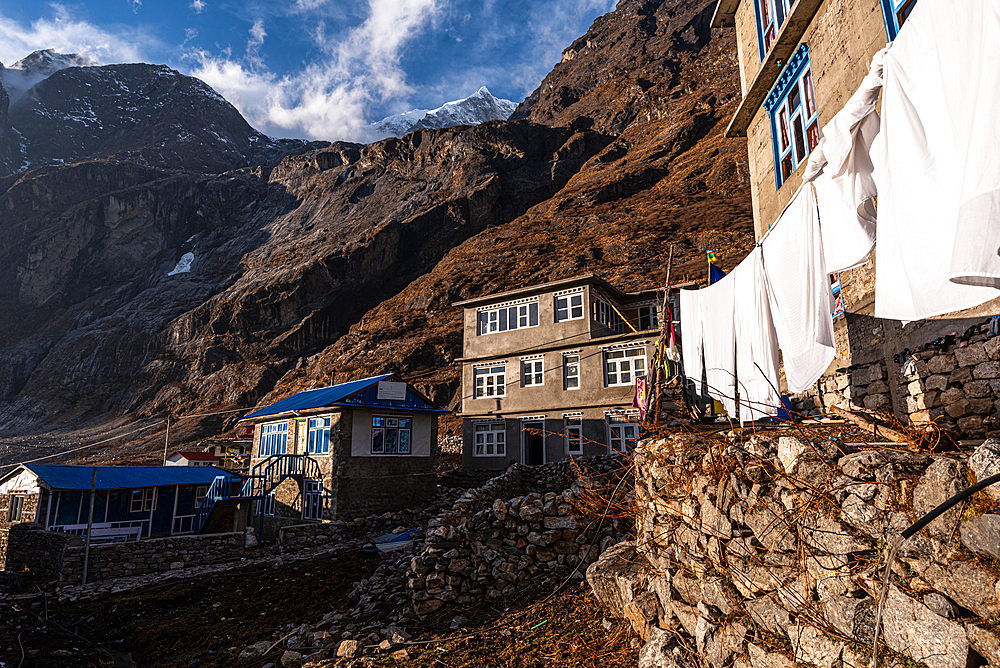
(679, 288, 705, 396)
(761, 186, 836, 393)
(733, 247, 781, 424)
(699, 275, 737, 417)
(874, 0, 1000, 319)
(801, 49, 883, 274)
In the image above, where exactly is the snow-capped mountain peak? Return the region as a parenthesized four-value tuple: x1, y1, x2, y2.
(370, 86, 517, 140)
(2, 49, 99, 105)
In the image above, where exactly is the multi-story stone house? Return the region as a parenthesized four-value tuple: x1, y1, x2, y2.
(455, 274, 665, 470)
(711, 0, 1000, 436)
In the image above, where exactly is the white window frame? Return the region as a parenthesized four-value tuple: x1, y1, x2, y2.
(259, 421, 288, 457)
(594, 297, 625, 333)
(194, 485, 208, 509)
(473, 421, 507, 457)
(130, 488, 154, 514)
(604, 347, 647, 387)
(474, 363, 507, 398)
(607, 413, 641, 453)
(371, 415, 413, 455)
(259, 491, 276, 517)
(303, 480, 323, 520)
(554, 288, 585, 323)
(521, 356, 544, 387)
(564, 415, 583, 455)
(7, 494, 24, 522)
(307, 416, 331, 454)
(563, 353, 581, 390)
(636, 305, 658, 331)
(477, 298, 539, 335)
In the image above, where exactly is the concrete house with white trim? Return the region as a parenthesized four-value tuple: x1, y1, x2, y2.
(454, 274, 664, 470)
(237, 374, 447, 531)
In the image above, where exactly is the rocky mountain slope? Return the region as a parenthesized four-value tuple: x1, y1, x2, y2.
(371, 87, 516, 139)
(0, 0, 754, 451)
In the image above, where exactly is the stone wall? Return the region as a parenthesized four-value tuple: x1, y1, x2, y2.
(793, 321, 1000, 439)
(57, 532, 244, 585)
(4, 523, 80, 582)
(407, 455, 629, 615)
(591, 433, 1000, 668)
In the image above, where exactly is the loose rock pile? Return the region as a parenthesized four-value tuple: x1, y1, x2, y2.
(589, 433, 1000, 668)
(235, 455, 629, 667)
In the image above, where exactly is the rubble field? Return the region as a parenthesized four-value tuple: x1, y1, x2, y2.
(0, 549, 635, 668)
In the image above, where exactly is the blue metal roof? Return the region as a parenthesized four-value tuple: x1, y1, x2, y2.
(23, 464, 240, 491)
(242, 374, 448, 420)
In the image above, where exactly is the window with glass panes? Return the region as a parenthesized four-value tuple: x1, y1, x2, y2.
(473, 422, 506, 456)
(259, 421, 288, 456)
(474, 365, 506, 398)
(604, 347, 647, 386)
(478, 300, 539, 335)
(564, 416, 583, 455)
(7, 494, 24, 522)
(607, 415, 640, 453)
(881, 0, 917, 40)
(555, 290, 584, 322)
(766, 46, 819, 188)
(522, 357, 544, 387)
(637, 305, 658, 331)
(307, 416, 331, 454)
(563, 354, 580, 390)
(303, 480, 323, 520)
(594, 298, 625, 333)
(754, 0, 792, 58)
(371, 416, 412, 455)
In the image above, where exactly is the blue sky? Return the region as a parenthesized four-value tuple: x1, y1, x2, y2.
(0, 0, 616, 142)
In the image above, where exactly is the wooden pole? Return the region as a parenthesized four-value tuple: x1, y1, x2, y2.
(828, 406, 911, 444)
(81, 468, 97, 586)
(162, 417, 171, 465)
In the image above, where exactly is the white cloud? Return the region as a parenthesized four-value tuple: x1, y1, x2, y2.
(0, 6, 156, 67)
(293, 0, 328, 12)
(248, 19, 266, 47)
(131, 0, 143, 14)
(190, 0, 207, 13)
(188, 0, 444, 142)
(182, 28, 198, 46)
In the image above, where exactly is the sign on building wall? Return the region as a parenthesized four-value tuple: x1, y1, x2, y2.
(376, 381, 407, 401)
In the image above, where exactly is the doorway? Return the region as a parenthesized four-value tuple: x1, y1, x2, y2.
(522, 421, 545, 466)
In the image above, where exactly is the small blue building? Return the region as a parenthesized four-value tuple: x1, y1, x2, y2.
(0, 464, 243, 542)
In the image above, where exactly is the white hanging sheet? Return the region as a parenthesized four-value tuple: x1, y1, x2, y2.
(699, 275, 737, 417)
(947, 2, 1000, 289)
(874, 0, 1000, 319)
(761, 185, 836, 393)
(732, 247, 781, 424)
(800, 49, 884, 274)
(679, 288, 705, 396)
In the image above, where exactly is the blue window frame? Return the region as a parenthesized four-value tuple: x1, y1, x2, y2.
(764, 45, 820, 189)
(753, 0, 792, 59)
(881, 0, 917, 40)
(259, 421, 288, 456)
(307, 416, 331, 454)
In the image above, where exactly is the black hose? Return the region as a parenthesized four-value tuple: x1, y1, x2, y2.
(901, 471, 1000, 539)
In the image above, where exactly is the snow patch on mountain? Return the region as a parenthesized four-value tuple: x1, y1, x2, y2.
(167, 252, 195, 276)
(1, 50, 99, 105)
(370, 87, 516, 140)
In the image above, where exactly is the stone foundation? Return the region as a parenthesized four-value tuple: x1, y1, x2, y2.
(589, 433, 1000, 668)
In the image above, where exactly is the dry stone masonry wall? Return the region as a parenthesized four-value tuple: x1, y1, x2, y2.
(794, 320, 1000, 439)
(588, 433, 1000, 668)
(407, 456, 630, 615)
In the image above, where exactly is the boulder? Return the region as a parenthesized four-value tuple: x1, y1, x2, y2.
(586, 540, 643, 618)
(912, 457, 969, 539)
(639, 627, 699, 668)
(960, 514, 1000, 560)
(880, 586, 968, 668)
(969, 439, 1000, 498)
